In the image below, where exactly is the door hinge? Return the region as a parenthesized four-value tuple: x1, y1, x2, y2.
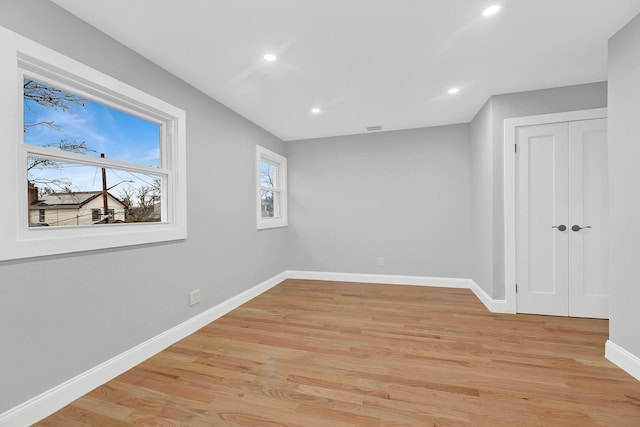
(515, 143, 517, 153)
(515, 283, 518, 293)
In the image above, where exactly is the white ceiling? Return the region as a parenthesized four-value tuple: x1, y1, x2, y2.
(52, 0, 640, 141)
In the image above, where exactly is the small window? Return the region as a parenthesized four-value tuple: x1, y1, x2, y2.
(91, 209, 101, 221)
(38, 209, 45, 223)
(256, 145, 287, 229)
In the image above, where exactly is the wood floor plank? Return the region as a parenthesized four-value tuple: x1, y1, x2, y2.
(36, 279, 640, 426)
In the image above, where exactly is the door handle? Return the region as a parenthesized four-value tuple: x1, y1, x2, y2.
(572, 225, 592, 232)
(552, 225, 567, 231)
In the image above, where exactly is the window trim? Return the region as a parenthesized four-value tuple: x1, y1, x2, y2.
(0, 26, 187, 260)
(256, 145, 287, 230)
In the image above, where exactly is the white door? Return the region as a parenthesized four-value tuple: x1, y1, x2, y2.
(516, 119, 608, 318)
(567, 119, 608, 318)
(516, 123, 570, 316)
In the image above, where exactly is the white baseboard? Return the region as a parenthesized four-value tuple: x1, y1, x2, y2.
(286, 271, 507, 313)
(0, 271, 287, 427)
(4, 270, 631, 426)
(1, 270, 510, 426)
(286, 270, 470, 288)
(468, 279, 508, 313)
(605, 340, 640, 382)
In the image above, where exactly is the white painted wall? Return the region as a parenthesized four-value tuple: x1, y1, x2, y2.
(287, 124, 471, 279)
(608, 13, 640, 360)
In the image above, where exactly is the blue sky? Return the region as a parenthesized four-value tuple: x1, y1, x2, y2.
(24, 87, 161, 167)
(24, 81, 162, 196)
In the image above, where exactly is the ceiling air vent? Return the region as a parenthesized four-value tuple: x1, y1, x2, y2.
(366, 125, 382, 132)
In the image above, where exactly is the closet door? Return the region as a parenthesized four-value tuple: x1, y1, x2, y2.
(515, 119, 609, 318)
(568, 119, 608, 318)
(516, 123, 570, 316)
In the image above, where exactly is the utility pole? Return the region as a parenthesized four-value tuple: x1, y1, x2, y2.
(101, 153, 109, 224)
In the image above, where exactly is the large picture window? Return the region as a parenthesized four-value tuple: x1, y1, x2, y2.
(256, 145, 287, 229)
(0, 26, 187, 260)
(24, 79, 164, 227)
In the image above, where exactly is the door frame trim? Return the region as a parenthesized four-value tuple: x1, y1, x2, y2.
(503, 108, 608, 313)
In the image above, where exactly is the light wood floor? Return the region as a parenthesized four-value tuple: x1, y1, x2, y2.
(37, 279, 640, 426)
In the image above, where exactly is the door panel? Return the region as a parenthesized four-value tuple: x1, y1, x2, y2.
(568, 119, 608, 318)
(516, 118, 609, 318)
(516, 123, 569, 316)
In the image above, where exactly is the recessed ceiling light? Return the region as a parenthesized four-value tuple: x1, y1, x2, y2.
(311, 108, 321, 114)
(483, 5, 501, 17)
(448, 88, 460, 95)
(263, 53, 277, 62)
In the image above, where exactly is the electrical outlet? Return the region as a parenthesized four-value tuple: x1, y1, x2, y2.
(189, 289, 201, 306)
(378, 257, 385, 267)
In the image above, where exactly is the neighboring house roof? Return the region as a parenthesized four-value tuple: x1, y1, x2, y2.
(29, 191, 128, 210)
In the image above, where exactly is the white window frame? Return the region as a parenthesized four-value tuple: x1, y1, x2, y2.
(0, 26, 187, 261)
(256, 145, 288, 229)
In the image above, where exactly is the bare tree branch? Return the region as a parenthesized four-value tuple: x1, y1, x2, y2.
(23, 79, 85, 111)
(24, 79, 85, 132)
(27, 139, 96, 171)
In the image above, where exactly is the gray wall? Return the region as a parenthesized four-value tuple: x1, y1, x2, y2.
(470, 82, 608, 299)
(287, 125, 471, 278)
(0, 0, 628, 417)
(608, 13, 640, 359)
(0, 0, 287, 413)
(469, 100, 495, 295)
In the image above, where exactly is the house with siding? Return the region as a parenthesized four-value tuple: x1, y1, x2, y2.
(29, 190, 127, 226)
